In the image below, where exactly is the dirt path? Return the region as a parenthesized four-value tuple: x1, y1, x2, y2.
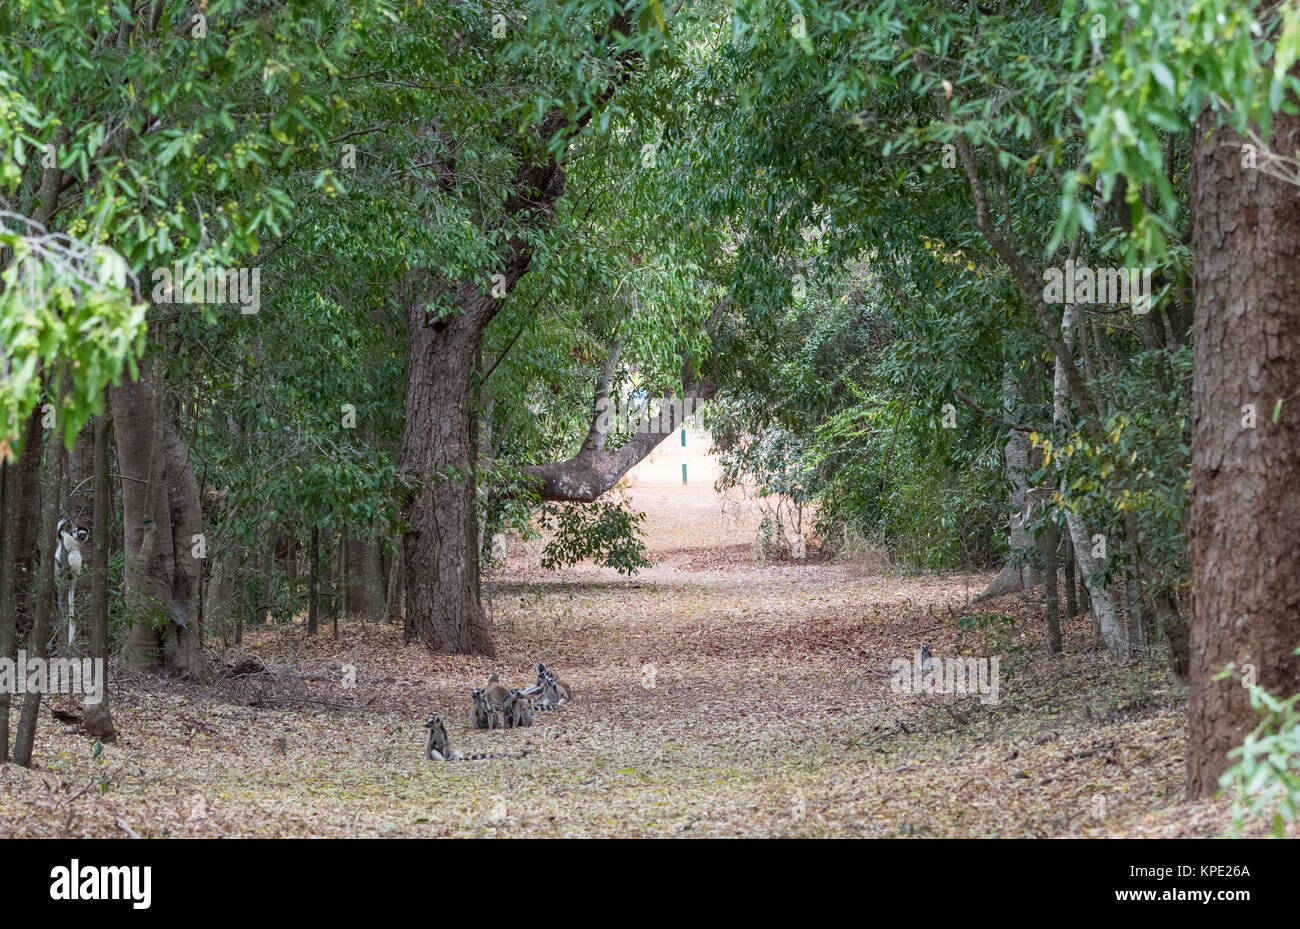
(0, 434, 1252, 837)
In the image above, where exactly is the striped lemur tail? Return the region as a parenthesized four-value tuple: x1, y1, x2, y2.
(424, 715, 527, 762)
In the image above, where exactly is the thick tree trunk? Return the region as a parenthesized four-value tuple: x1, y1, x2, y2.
(399, 311, 494, 655)
(112, 368, 204, 676)
(1187, 110, 1300, 797)
(82, 412, 116, 740)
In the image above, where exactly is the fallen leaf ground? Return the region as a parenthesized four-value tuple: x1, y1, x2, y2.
(0, 438, 1282, 838)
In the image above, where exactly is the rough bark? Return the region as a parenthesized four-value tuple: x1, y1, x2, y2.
(82, 411, 116, 740)
(111, 367, 204, 675)
(13, 419, 62, 766)
(396, 6, 637, 654)
(399, 309, 494, 655)
(1187, 110, 1300, 797)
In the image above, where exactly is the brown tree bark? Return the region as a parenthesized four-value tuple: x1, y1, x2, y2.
(400, 309, 495, 654)
(13, 415, 62, 767)
(396, 7, 637, 655)
(82, 411, 116, 740)
(307, 525, 319, 636)
(111, 367, 204, 676)
(10, 409, 44, 632)
(1187, 110, 1300, 797)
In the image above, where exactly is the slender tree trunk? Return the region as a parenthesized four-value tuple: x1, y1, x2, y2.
(1055, 302, 1126, 658)
(0, 459, 14, 761)
(1041, 520, 1061, 656)
(308, 525, 319, 636)
(980, 370, 1042, 599)
(205, 555, 235, 648)
(1063, 533, 1077, 618)
(82, 412, 116, 740)
(1187, 110, 1300, 797)
(14, 413, 63, 766)
(335, 531, 345, 639)
(1124, 536, 1146, 656)
(11, 409, 44, 633)
(385, 540, 402, 627)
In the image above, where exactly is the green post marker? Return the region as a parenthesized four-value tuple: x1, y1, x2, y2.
(681, 427, 687, 484)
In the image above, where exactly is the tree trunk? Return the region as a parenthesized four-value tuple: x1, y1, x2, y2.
(344, 535, 381, 620)
(205, 555, 235, 648)
(1187, 110, 1300, 797)
(112, 366, 204, 676)
(1041, 520, 1061, 655)
(10, 409, 44, 633)
(1063, 533, 1078, 618)
(399, 311, 495, 655)
(0, 459, 15, 761)
(979, 371, 1042, 599)
(384, 540, 403, 626)
(82, 411, 116, 740)
(308, 525, 319, 636)
(14, 416, 62, 766)
(1055, 302, 1126, 658)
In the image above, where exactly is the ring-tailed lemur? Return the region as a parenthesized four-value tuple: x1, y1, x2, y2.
(920, 642, 937, 673)
(55, 519, 89, 642)
(423, 716, 526, 761)
(470, 688, 504, 730)
(527, 664, 572, 708)
(503, 688, 534, 728)
(535, 665, 572, 706)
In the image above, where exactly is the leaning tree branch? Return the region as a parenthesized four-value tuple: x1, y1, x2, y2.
(497, 301, 727, 504)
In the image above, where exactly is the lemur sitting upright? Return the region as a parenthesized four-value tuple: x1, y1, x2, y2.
(423, 716, 526, 762)
(470, 688, 504, 730)
(55, 519, 89, 642)
(55, 519, 88, 573)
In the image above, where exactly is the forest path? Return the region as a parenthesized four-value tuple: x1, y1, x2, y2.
(1, 435, 1231, 837)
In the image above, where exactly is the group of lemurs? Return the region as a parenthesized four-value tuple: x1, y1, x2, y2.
(424, 663, 573, 762)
